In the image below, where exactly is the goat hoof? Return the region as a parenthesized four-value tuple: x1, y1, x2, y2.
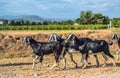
(32, 68, 34, 70)
(62, 68, 65, 70)
(48, 67, 53, 70)
(113, 64, 117, 67)
(96, 65, 99, 67)
(75, 65, 78, 68)
(82, 66, 87, 69)
(102, 64, 106, 67)
(88, 62, 91, 65)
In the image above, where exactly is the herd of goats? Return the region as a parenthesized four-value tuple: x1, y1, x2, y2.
(22, 33, 120, 70)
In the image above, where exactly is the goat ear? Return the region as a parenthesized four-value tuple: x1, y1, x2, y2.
(27, 37, 31, 42)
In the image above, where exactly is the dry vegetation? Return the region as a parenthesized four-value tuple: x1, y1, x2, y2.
(0, 29, 120, 78)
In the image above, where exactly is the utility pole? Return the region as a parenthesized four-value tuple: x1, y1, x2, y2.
(108, 20, 111, 29)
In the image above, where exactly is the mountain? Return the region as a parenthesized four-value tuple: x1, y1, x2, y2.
(0, 15, 44, 22)
(0, 15, 70, 22)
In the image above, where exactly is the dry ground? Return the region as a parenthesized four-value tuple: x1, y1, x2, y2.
(0, 53, 120, 78)
(0, 29, 120, 78)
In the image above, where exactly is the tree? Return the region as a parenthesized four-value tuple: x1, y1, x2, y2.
(24, 20, 30, 25)
(85, 10, 93, 24)
(79, 10, 109, 24)
(80, 10, 93, 24)
(42, 21, 52, 25)
(75, 18, 80, 24)
(31, 21, 36, 25)
(20, 20, 24, 25)
(103, 16, 109, 24)
(42, 21, 49, 25)
(9, 20, 15, 26)
(15, 21, 21, 25)
(53, 21, 61, 25)
(112, 18, 120, 27)
(80, 11, 86, 24)
(36, 22, 42, 25)
(61, 20, 74, 25)
(3, 20, 8, 25)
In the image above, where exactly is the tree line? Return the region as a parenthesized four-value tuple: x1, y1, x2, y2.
(75, 10, 109, 24)
(2, 10, 120, 27)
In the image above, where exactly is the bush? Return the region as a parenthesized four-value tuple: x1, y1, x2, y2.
(0, 24, 109, 30)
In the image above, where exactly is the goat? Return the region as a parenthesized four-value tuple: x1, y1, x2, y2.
(111, 34, 120, 60)
(48, 33, 93, 68)
(23, 36, 66, 70)
(64, 34, 116, 68)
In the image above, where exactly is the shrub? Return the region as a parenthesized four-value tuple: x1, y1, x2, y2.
(0, 24, 109, 30)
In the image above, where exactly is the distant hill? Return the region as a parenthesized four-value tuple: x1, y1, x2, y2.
(0, 15, 44, 22)
(0, 15, 66, 22)
(0, 15, 70, 22)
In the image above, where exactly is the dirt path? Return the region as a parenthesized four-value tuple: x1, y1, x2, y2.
(0, 54, 120, 78)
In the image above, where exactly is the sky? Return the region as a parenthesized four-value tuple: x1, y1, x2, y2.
(0, 0, 120, 19)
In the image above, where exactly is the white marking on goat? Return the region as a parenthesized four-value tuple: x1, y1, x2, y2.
(116, 49, 120, 60)
(49, 63, 59, 69)
(32, 55, 39, 70)
(67, 34, 72, 40)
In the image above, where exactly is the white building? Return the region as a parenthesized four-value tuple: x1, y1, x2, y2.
(0, 20, 3, 25)
(0, 19, 7, 25)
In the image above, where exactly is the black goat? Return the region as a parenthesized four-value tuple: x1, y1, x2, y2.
(23, 36, 66, 70)
(111, 34, 120, 60)
(48, 33, 93, 68)
(64, 34, 116, 68)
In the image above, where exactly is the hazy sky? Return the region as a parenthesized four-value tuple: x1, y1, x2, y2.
(0, 0, 120, 19)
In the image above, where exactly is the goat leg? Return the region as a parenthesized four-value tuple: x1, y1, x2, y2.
(62, 57, 66, 70)
(49, 62, 59, 69)
(39, 55, 46, 66)
(82, 59, 87, 69)
(32, 55, 39, 70)
(68, 52, 78, 68)
(82, 53, 88, 69)
(94, 55, 99, 67)
(116, 49, 120, 60)
(102, 53, 107, 67)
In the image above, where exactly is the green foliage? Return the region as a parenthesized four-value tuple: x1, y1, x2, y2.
(0, 25, 108, 30)
(9, 20, 15, 26)
(3, 10, 117, 29)
(79, 10, 110, 24)
(112, 18, 120, 27)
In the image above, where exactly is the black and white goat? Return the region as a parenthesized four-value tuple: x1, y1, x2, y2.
(48, 33, 93, 68)
(64, 34, 116, 68)
(23, 36, 66, 70)
(111, 34, 120, 60)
